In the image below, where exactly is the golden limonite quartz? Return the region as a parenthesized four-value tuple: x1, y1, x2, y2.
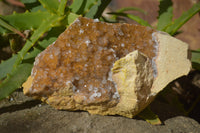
(23, 17, 191, 118)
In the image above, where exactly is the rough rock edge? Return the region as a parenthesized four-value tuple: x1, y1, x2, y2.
(126, 31, 192, 117)
(151, 32, 191, 93)
(110, 50, 154, 118)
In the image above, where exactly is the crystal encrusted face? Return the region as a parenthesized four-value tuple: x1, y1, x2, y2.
(29, 17, 157, 105)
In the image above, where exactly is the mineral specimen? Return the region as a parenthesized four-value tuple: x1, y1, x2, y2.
(23, 17, 191, 118)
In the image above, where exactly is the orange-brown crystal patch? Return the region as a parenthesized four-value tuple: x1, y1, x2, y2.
(30, 17, 156, 105)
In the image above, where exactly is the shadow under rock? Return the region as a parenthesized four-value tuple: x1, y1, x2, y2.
(149, 70, 200, 123)
(0, 100, 41, 115)
(178, 70, 200, 123)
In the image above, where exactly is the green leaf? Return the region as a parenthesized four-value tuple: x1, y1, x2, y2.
(0, 25, 7, 34)
(67, 13, 80, 25)
(20, 0, 37, 3)
(116, 7, 146, 14)
(61, 12, 80, 26)
(12, 14, 63, 71)
(0, 17, 25, 38)
(0, 36, 57, 101)
(0, 40, 52, 100)
(70, 0, 98, 15)
(191, 49, 200, 70)
(0, 63, 33, 100)
(0, 55, 17, 80)
(70, 0, 87, 14)
(157, 0, 173, 31)
(108, 12, 151, 27)
(0, 37, 57, 101)
(0, 35, 57, 80)
(85, 0, 111, 19)
(57, 0, 68, 15)
(100, 16, 118, 23)
(165, 2, 200, 35)
(109, 6, 147, 21)
(20, 0, 46, 12)
(22, 37, 57, 64)
(1, 11, 52, 32)
(39, 0, 59, 14)
(138, 107, 162, 125)
(31, 4, 46, 12)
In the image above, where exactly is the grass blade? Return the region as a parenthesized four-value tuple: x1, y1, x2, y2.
(0, 26, 7, 34)
(0, 17, 25, 38)
(191, 49, 200, 70)
(39, 0, 59, 14)
(1, 11, 52, 32)
(70, 0, 87, 14)
(70, 0, 98, 15)
(166, 2, 200, 35)
(157, 0, 173, 31)
(20, 0, 45, 12)
(57, 0, 68, 15)
(0, 63, 33, 100)
(61, 13, 80, 26)
(85, 0, 111, 19)
(108, 12, 151, 27)
(117, 7, 146, 14)
(0, 55, 17, 80)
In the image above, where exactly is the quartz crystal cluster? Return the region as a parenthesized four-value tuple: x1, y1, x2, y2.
(23, 17, 191, 118)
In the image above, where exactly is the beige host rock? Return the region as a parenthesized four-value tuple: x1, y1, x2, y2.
(23, 17, 191, 118)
